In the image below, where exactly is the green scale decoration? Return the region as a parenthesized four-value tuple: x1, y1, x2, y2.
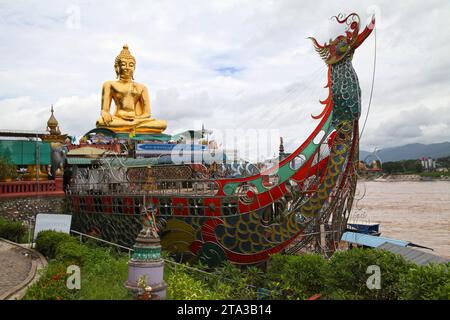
(132, 243, 162, 261)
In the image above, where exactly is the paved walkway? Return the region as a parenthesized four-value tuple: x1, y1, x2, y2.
(0, 240, 37, 299)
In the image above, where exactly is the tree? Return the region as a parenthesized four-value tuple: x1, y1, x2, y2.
(0, 156, 18, 181)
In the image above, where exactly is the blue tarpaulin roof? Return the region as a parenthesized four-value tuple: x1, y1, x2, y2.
(341, 232, 410, 248)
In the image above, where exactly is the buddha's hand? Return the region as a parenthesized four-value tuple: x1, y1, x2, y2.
(101, 111, 113, 125)
(136, 112, 151, 119)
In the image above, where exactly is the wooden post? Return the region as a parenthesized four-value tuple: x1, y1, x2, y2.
(320, 224, 326, 255)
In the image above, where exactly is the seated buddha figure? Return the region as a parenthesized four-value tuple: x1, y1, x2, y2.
(96, 44, 167, 134)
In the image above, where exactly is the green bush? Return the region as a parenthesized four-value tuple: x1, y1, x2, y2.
(24, 230, 450, 301)
(55, 241, 90, 265)
(267, 253, 329, 300)
(166, 264, 227, 300)
(76, 246, 131, 300)
(35, 231, 77, 259)
(208, 261, 263, 299)
(0, 156, 18, 181)
(25, 232, 132, 300)
(0, 217, 27, 243)
(326, 248, 413, 300)
(399, 263, 450, 300)
(23, 262, 77, 300)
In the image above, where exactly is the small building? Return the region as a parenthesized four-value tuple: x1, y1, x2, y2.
(420, 157, 436, 172)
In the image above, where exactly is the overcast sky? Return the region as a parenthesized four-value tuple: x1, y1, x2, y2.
(0, 0, 449, 159)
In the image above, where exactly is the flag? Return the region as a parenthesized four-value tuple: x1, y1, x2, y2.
(129, 126, 136, 138)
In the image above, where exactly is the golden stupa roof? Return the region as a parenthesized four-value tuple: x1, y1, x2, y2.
(47, 105, 59, 129)
(42, 104, 67, 142)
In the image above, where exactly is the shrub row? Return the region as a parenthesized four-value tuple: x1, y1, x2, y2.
(264, 249, 449, 300)
(35, 230, 78, 259)
(25, 231, 131, 300)
(0, 217, 27, 243)
(26, 231, 450, 300)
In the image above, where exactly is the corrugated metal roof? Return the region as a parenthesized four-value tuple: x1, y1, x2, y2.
(341, 232, 409, 248)
(0, 129, 48, 137)
(377, 242, 450, 266)
(67, 157, 95, 165)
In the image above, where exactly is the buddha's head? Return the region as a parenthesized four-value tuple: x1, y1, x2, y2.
(114, 44, 136, 80)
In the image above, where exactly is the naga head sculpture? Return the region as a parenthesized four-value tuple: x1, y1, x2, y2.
(309, 13, 375, 65)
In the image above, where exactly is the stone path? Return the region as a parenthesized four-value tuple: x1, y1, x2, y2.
(0, 240, 33, 299)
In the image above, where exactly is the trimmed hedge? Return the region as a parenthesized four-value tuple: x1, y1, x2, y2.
(35, 231, 77, 259)
(267, 253, 329, 299)
(399, 262, 450, 300)
(325, 248, 414, 300)
(265, 249, 448, 300)
(55, 241, 90, 265)
(0, 217, 27, 243)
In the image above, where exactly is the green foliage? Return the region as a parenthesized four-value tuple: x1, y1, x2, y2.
(419, 172, 450, 178)
(0, 156, 18, 181)
(267, 253, 329, 300)
(436, 156, 450, 169)
(24, 231, 132, 300)
(76, 247, 131, 300)
(399, 263, 450, 300)
(382, 156, 450, 176)
(35, 231, 77, 259)
(55, 241, 90, 265)
(211, 261, 262, 299)
(23, 262, 77, 300)
(326, 248, 413, 300)
(382, 159, 422, 174)
(25, 231, 450, 301)
(0, 217, 27, 243)
(166, 264, 226, 300)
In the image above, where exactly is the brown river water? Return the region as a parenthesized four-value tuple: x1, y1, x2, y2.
(349, 181, 450, 258)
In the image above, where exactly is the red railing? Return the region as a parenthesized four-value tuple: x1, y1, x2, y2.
(0, 178, 64, 198)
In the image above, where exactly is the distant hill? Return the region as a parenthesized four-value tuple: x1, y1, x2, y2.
(360, 142, 450, 162)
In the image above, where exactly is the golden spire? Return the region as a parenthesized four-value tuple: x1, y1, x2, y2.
(47, 105, 60, 135)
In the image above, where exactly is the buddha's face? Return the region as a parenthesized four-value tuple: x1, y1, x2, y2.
(117, 58, 135, 79)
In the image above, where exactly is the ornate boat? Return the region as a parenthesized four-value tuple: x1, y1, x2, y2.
(68, 13, 375, 267)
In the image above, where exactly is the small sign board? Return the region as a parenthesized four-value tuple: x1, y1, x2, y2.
(33, 213, 72, 241)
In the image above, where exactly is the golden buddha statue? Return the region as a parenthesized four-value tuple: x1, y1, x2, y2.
(96, 45, 167, 134)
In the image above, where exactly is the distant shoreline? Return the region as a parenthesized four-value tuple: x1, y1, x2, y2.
(359, 174, 450, 182)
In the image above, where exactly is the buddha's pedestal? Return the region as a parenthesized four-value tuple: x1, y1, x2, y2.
(23, 165, 48, 181)
(125, 230, 167, 300)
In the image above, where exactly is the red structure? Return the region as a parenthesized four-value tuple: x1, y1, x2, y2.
(0, 177, 64, 198)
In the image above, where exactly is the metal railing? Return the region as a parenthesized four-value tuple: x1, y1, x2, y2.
(70, 229, 134, 258)
(67, 179, 220, 196)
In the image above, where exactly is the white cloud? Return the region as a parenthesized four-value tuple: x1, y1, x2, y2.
(0, 0, 449, 158)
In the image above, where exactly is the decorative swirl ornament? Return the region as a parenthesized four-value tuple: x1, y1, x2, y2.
(309, 13, 375, 65)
